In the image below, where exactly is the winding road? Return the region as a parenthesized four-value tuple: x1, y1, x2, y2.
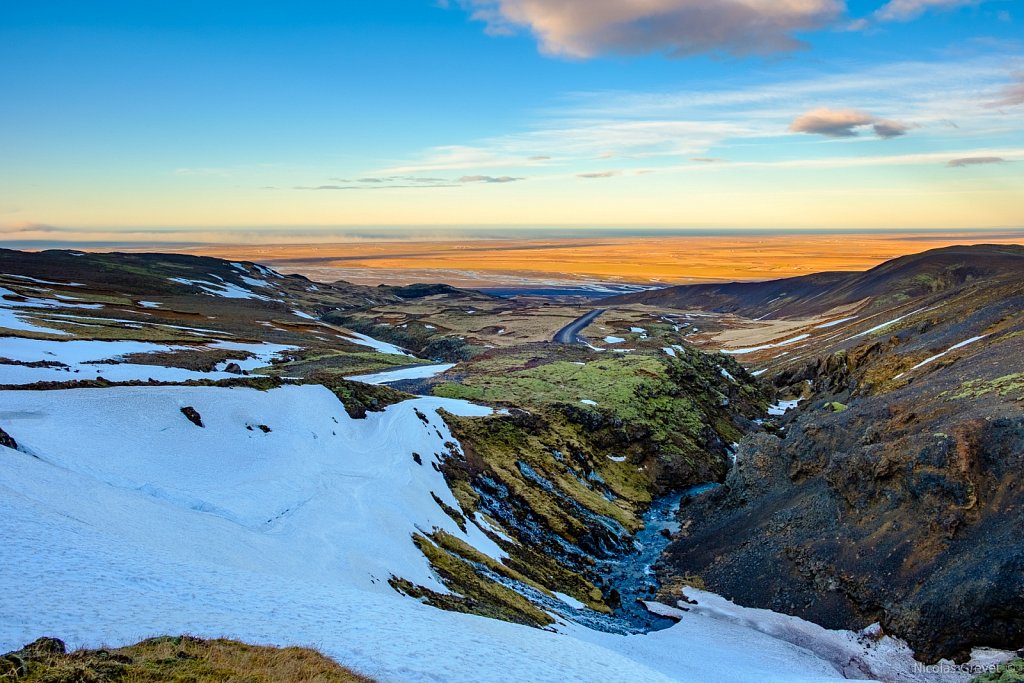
(553, 308, 605, 344)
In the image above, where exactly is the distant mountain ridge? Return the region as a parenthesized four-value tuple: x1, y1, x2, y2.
(607, 244, 1024, 318)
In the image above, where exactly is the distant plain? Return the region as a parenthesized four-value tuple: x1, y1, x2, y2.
(166, 229, 1024, 288)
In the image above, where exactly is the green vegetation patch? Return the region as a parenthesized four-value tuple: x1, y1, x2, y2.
(263, 348, 429, 381)
(435, 347, 766, 484)
(435, 354, 665, 415)
(312, 376, 412, 419)
(947, 373, 1024, 401)
(390, 533, 555, 628)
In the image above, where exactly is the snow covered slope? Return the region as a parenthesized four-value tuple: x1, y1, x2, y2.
(0, 337, 294, 385)
(0, 384, 858, 682)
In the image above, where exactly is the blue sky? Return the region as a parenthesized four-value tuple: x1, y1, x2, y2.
(0, 0, 1021, 241)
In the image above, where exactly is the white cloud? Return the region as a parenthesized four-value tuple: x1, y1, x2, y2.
(789, 108, 913, 138)
(789, 108, 876, 137)
(462, 0, 844, 58)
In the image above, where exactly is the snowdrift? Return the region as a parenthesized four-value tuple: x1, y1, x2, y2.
(0, 384, 861, 682)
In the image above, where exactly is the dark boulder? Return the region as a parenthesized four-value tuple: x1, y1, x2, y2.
(179, 406, 204, 428)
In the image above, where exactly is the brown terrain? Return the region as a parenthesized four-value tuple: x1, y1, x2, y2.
(129, 230, 1024, 288)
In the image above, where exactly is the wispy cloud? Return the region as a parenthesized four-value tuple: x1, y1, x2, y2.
(946, 156, 1009, 167)
(458, 175, 524, 183)
(290, 174, 525, 190)
(577, 171, 619, 179)
(460, 0, 844, 58)
(379, 145, 550, 174)
(874, 0, 987, 22)
(984, 73, 1024, 108)
(376, 57, 1022, 181)
(293, 181, 458, 190)
(1, 222, 70, 234)
(669, 148, 1024, 171)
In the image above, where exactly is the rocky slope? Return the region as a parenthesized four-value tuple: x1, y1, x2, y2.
(657, 246, 1024, 662)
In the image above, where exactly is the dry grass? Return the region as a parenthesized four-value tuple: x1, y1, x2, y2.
(1, 635, 373, 682)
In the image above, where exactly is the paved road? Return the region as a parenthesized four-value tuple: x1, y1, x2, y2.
(553, 308, 606, 344)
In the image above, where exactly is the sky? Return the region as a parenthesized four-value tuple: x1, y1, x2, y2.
(1, 0, 1022, 243)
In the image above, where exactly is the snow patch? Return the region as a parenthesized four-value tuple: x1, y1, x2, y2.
(345, 363, 455, 385)
(815, 316, 857, 329)
(339, 330, 412, 356)
(768, 398, 802, 416)
(167, 277, 271, 301)
(724, 334, 810, 356)
(894, 335, 988, 380)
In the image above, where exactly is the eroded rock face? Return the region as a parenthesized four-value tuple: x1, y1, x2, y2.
(660, 367, 1024, 663)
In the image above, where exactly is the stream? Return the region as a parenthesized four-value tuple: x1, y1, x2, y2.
(594, 482, 721, 632)
(492, 482, 722, 634)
